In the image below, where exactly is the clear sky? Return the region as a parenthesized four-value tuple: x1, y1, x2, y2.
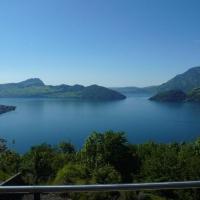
(0, 0, 200, 87)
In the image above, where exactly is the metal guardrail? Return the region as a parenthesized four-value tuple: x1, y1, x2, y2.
(1, 181, 200, 193)
(0, 181, 200, 199)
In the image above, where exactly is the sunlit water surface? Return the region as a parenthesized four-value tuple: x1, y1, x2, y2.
(0, 95, 200, 153)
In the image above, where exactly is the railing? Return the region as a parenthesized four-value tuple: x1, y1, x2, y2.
(0, 181, 200, 200)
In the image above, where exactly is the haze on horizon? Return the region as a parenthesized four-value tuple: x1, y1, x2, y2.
(0, 0, 200, 87)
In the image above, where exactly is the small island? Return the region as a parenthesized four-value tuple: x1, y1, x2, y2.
(149, 90, 187, 102)
(0, 105, 16, 114)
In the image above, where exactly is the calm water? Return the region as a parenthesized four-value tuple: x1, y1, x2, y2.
(0, 95, 200, 153)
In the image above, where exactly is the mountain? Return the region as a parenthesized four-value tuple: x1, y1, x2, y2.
(111, 86, 158, 95)
(0, 78, 45, 88)
(149, 66, 200, 103)
(149, 88, 200, 103)
(81, 85, 126, 100)
(17, 78, 45, 87)
(158, 66, 200, 92)
(112, 66, 200, 95)
(149, 90, 187, 102)
(0, 79, 126, 100)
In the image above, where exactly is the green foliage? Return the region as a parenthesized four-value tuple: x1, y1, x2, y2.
(21, 143, 57, 184)
(0, 170, 10, 181)
(1, 131, 200, 199)
(92, 165, 121, 184)
(80, 131, 139, 181)
(54, 164, 88, 184)
(0, 139, 20, 180)
(0, 150, 21, 175)
(58, 141, 75, 154)
(138, 142, 180, 182)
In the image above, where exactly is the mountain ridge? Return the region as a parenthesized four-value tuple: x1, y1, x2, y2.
(148, 66, 200, 102)
(0, 79, 126, 100)
(0, 78, 45, 88)
(113, 66, 200, 95)
(158, 66, 200, 92)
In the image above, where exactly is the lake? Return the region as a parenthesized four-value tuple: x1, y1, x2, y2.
(0, 95, 200, 153)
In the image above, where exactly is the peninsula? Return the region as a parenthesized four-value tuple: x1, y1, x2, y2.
(0, 105, 16, 114)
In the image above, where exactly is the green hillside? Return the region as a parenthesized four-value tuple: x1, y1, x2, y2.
(0, 79, 126, 100)
(113, 66, 200, 95)
(187, 87, 200, 102)
(149, 90, 187, 102)
(149, 87, 200, 103)
(158, 66, 200, 92)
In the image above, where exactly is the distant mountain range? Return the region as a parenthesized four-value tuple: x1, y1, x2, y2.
(111, 86, 158, 95)
(0, 78, 126, 100)
(1, 66, 200, 102)
(113, 66, 200, 95)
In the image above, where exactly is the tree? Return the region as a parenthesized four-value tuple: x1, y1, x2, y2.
(0, 150, 20, 174)
(92, 165, 121, 184)
(21, 143, 57, 184)
(139, 143, 179, 182)
(54, 164, 88, 184)
(194, 138, 200, 155)
(58, 141, 75, 154)
(80, 131, 139, 182)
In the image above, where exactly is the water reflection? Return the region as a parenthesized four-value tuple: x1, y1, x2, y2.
(0, 97, 200, 153)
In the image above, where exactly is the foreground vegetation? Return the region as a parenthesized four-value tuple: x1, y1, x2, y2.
(1, 131, 200, 200)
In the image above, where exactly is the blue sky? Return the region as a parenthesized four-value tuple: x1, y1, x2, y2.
(0, 0, 200, 87)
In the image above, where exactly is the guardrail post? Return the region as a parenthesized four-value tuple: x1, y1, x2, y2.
(34, 193, 40, 200)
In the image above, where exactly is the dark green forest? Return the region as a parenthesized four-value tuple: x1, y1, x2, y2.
(1, 131, 200, 200)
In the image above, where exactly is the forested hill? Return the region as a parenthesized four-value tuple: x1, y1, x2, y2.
(113, 66, 200, 95)
(0, 79, 126, 100)
(158, 66, 200, 92)
(149, 87, 200, 103)
(149, 90, 187, 102)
